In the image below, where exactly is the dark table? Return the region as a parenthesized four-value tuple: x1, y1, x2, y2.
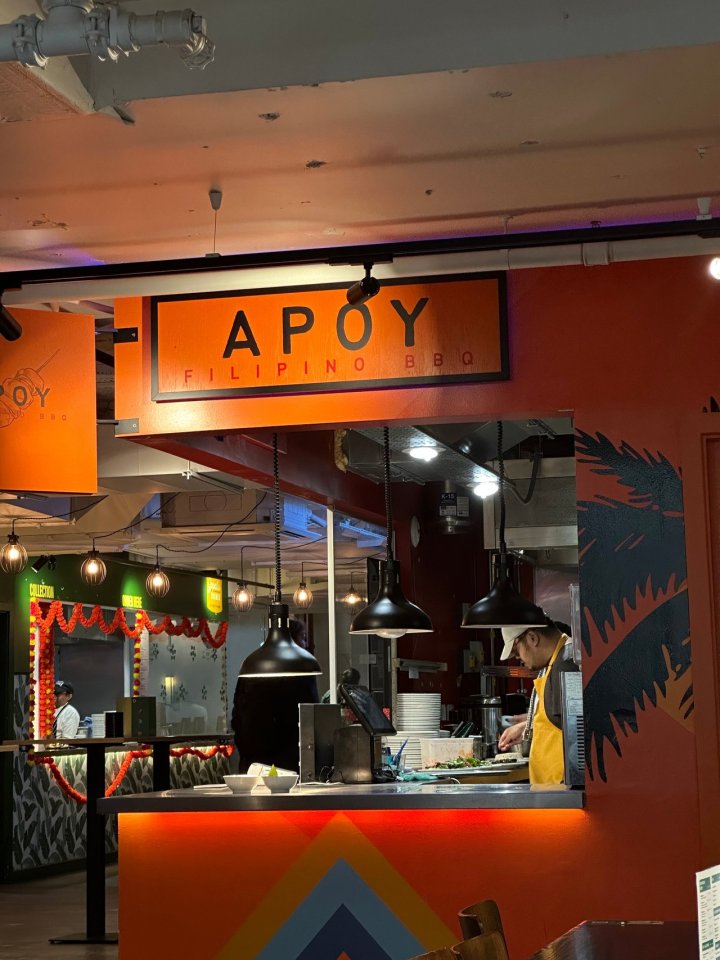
(4, 733, 233, 945)
(526, 921, 697, 960)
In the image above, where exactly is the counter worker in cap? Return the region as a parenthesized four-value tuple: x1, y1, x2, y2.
(497, 618, 578, 784)
(53, 681, 80, 739)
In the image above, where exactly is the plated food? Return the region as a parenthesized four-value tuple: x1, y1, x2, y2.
(426, 755, 523, 769)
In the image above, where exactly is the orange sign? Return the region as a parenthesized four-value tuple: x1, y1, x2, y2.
(0, 308, 97, 494)
(151, 273, 507, 400)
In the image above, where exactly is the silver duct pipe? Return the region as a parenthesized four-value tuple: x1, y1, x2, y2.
(0, 1, 214, 69)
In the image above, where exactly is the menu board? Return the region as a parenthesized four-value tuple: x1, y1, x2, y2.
(696, 865, 720, 959)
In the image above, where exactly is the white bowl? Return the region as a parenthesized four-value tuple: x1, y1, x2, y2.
(223, 774, 260, 794)
(261, 774, 298, 793)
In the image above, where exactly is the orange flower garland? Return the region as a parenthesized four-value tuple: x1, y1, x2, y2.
(28, 600, 229, 716)
(29, 744, 234, 804)
(31, 601, 229, 647)
(132, 613, 143, 698)
(28, 606, 37, 736)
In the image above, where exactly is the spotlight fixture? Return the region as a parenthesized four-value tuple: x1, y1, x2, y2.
(350, 427, 433, 639)
(473, 479, 499, 499)
(0, 303, 22, 341)
(346, 262, 380, 305)
(31, 555, 49, 573)
(146, 546, 170, 599)
(405, 445, 439, 462)
(342, 574, 364, 609)
(709, 257, 720, 280)
(47, 555, 56, 571)
(462, 421, 546, 629)
(80, 540, 107, 586)
(0, 521, 28, 574)
(238, 434, 322, 678)
(232, 547, 255, 612)
(293, 562, 314, 609)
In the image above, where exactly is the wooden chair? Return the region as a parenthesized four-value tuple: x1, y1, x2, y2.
(408, 948, 457, 960)
(458, 899, 505, 941)
(453, 931, 509, 960)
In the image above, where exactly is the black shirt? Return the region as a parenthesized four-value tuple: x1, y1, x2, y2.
(231, 675, 319, 773)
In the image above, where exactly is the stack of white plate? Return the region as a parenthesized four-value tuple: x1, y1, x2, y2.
(383, 735, 423, 769)
(395, 693, 442, 733)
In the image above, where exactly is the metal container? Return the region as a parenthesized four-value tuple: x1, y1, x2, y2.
(477, 696, 502, 750)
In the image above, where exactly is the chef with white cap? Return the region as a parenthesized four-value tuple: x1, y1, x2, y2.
(497, 616, 578, 784)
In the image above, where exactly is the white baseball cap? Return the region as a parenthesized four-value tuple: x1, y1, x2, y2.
(500, 626, 529, 661)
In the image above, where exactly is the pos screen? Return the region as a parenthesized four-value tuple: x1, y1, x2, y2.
(339, 684, 396, 737)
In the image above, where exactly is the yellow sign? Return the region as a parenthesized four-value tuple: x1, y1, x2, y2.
(205, 577, 223, 615)
(30, 583, 54, 599)
(123, 594, 143, 609)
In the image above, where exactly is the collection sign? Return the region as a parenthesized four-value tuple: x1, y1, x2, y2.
(205, 577, 223, 615)
(150, 273, 507, 401)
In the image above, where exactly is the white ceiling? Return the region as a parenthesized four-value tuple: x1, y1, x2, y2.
(0, 1, 714, 589)
(1, 2, 720, 271)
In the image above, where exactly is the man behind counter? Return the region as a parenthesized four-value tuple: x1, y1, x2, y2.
(497, 618, 578, 784)
(53, 681, 80, 739)
(231, 619, 319, 772)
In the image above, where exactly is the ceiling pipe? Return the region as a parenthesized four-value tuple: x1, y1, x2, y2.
(4, 219, 720, 305)
(0, 0, 214, 69)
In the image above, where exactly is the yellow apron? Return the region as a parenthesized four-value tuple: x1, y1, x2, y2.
(529, 637, 567, 785)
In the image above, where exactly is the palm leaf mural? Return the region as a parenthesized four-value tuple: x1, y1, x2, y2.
(584, 591, 691, 780)
(576, 430, 692, 781)
(576, 431, 687, 655)
(576, 430, 683, 512)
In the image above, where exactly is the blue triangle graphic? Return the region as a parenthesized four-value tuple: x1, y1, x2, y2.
(256, 858, 424, 960)
(296, 904, 392, 960)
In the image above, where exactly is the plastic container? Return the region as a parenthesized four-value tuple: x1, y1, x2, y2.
(419, 737, 477, 769)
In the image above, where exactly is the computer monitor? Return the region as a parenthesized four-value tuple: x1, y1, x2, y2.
(338, 683, 396, 737)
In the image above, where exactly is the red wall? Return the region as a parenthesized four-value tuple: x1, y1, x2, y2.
(116, 256, 720, 947)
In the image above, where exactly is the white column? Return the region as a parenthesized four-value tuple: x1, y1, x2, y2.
(326, 506, 337, 703)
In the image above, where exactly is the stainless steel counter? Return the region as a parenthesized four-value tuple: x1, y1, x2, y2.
(99, 781, 584, 813)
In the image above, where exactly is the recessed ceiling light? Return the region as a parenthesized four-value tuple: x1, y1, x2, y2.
(709, 257, 720, 280)
(405, 445, 439, 462)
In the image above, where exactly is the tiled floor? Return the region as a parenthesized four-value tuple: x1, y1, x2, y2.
(0, 867, 118, 960)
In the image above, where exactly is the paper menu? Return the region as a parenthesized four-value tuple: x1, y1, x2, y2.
(696, 865, 720, 959)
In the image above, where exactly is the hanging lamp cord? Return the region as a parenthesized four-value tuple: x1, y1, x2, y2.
(383, 426, 393, 562)
(497, 419, 508, 578)
(273, 432, 282, 602)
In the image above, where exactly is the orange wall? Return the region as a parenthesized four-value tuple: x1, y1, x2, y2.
(113, 256, 720, 946)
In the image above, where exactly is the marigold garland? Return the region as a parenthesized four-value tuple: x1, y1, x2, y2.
(28, 600, 229, 721)
(29, 744, 233, 804)
(31, 601, 229, 648)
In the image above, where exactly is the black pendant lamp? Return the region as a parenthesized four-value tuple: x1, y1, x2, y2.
(238, 434, 322, 678)
(462, 420, 546, 629)
(350, 427, 432, 639)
